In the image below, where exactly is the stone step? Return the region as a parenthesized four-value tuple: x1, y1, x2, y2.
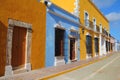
(13, 68, 27, 74)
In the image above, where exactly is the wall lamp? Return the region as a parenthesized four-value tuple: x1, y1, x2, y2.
(82, 28, 85, 34)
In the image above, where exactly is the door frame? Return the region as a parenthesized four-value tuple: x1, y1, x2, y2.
(69, 38, 77, 62)
(94, 37, 99, 56)
(54, 27, 65, 66)
(68, 29, 79, 62)
(86, 34, 93, 59)
(68, 36, 77, 62)
(5, 19, 32, 75)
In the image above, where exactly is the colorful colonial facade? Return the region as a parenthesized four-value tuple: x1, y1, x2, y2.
(0, 0, 118, 77)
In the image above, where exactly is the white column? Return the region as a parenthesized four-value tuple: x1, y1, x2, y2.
(101, 37, 105, 55)
(93, 19, 96, 31)
(104, 38, 106, 55)
(115, 41, 117, 52)
(99, 24, 102, 56)
(99, 35, 102, 56)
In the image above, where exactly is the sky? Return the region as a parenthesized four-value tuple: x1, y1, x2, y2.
(92, 0, 120, 41)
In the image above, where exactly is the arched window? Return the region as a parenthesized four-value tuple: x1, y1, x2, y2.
(93, 18, 96, 31)
(100, 24, 102, 33)
(84, 12, 89, 27)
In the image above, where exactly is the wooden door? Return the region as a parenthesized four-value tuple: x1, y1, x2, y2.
(70, 38, 75, 60)
(11, 26, 27, 69)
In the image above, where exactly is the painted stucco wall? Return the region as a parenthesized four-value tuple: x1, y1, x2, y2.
(46, 4, 80, 67)
(79, 0, 110, 60)
(0, 0, 46, 76)
(51, 0, 76, 13)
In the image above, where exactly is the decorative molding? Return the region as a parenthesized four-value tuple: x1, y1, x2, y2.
(84, 11, 89, 20)
(5, 19, 32, 75)
(94, 35, 97, 38)
(86, 32, 91, 36)
(54, 23, 66, 30)
(8, 19, 32, 29)
(70, 26, 78, 31)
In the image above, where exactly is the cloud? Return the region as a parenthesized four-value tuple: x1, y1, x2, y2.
(92, 0, 117, 8)
(106, 12, 120, 22)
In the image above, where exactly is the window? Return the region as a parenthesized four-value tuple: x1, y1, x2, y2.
(85, 12, 89, 27)
(93, 18, 96, 31)
(96, 25, 100, 32)
(100, 24, 102, 33)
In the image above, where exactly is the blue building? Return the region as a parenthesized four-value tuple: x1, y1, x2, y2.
(45, 1, 80, 67)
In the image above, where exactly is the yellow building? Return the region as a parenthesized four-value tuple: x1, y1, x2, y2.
(50, 0, 110, 60)
(0, 0, 110, 77)
(79, 0, 110, 60)
(0, 0, 46, 76)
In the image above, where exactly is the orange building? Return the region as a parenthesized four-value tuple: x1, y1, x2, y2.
(0, 0, 46, 76)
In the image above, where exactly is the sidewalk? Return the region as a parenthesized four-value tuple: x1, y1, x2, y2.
(0, 53, 113, 80)
(48, 52, 120, 80)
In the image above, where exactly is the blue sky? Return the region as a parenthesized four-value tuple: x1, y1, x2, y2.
(92, 0, 120, 40)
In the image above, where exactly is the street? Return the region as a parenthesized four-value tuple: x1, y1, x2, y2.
(49, 53, 120, 80)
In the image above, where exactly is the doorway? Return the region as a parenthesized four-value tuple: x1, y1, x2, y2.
(86, 35, 92, 57)
(106, 41, 109, 52)
(55, 28, 65, 65)
(70, 38, 76, 61)
(94, 38, 99, 56)
(11, 26, 27, 70)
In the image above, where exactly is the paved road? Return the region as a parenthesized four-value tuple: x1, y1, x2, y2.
(49, 53, 120, 80)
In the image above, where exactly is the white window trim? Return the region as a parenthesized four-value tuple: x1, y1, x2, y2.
(84, 11, 89, 27)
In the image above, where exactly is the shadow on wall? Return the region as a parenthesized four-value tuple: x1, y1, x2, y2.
(0, 21, 7, 76)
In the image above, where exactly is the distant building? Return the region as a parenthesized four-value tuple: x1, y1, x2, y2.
(110, 36, 116, 52)
(115, 40, 120, 52)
